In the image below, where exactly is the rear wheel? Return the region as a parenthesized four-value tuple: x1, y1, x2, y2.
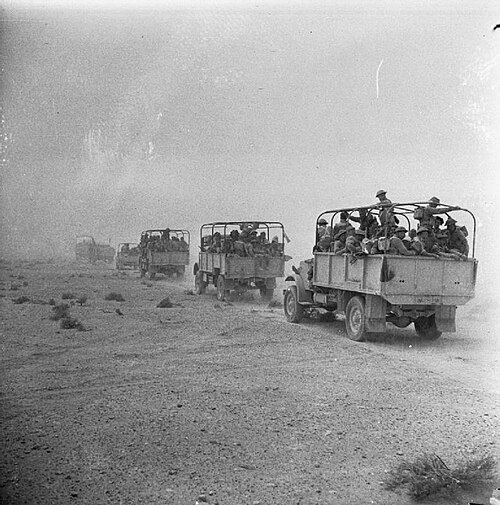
(345, 296, 367, 341)
(284, 286, 304, 323)
(216, 275, 230, 301)
(414, 315, 442, 340)
(194, 271, 207, 294)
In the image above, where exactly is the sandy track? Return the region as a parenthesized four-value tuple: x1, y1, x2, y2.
(1, 260, 498, 505)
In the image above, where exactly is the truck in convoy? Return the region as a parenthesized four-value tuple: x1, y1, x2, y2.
(284, 201, 477, 341)
(139, 229, 190, 279)
(115, 243, 140, 270)
(75, 235, 115, 263)
(193, 221, 288, 301)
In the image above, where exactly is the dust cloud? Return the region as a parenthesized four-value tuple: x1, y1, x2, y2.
(1, 4, 499, 291)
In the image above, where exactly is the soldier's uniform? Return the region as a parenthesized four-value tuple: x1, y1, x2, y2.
(345, 230, 365, 254)
(388, 227, 414, 256)
(332, 213, 351, 238)
(333, 229, 348, 255)
(446, 218, 469, 256)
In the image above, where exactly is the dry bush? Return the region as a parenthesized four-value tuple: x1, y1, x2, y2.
(12, 295, 30, 304)
(48, 298, 56, 305)
(50, 303, 70, 321)
(383, 453, 496, 500)
(61, 292, 77, 300)
(76, 295, 88, 306)
(105, 292, 125, 302)
(60, 317, 86, 331)
(157, 297, 173, 308)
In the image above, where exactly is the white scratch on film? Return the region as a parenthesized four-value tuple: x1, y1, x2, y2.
(376, 59, 384, 99)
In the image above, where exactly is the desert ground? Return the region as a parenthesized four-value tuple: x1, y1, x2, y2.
(1, 258, 499, 505)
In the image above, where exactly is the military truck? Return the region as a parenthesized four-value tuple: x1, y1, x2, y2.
(284, 202, 477, 341)
(75, 235, 115, 263)
(193, 221, 288, 301)
(139, 229, 190, 279)
(115, 243, 140, 270)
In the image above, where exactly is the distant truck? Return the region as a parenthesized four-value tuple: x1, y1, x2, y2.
(193, 221, 288, 301)
(75, 235, 115, 263)
(115, 243, 140, 270)
(284, 202, 477, 341)
(139, 229, 190, 279)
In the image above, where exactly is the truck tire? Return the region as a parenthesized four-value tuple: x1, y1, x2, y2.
(195, 271, 207, 295)
(414, 315, 442, 340)
(345, 296, 367, 342)
(216, 275, 229, 301)
(284, 286, 304, 323)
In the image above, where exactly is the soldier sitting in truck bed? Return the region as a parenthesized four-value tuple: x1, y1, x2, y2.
(446, 217, 469, 257)
(333, 229, 348, 255)
(388, 227, 415, 256)
(435, 231, 467, 260)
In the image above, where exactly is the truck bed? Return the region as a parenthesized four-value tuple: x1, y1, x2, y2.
(200, 252, 285, 278)
(313, 253, 477, 306)
(148, 251, 189, 266)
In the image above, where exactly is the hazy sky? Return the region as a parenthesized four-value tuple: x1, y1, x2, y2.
(1, 1, 499, 279)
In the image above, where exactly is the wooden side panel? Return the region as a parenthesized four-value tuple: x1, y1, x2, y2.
(150, 251, 189, 266)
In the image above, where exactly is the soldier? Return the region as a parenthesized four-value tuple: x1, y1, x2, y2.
(435, 231, 467, 260)
(388, 226, 415, 256)
(431, 215, 445, 236)
(416, 197, 460, 229)
(446, 217, 469, 257)
(349, 208, 378, 238)
(345, 228, 365, 254)
(269, 236, 282, 256)
(376, 190, 398, 231)
(332, 212, 351, 238)
(411, 226, 439, 258)
(316, 233, 332, 252)
(375, 189, 392, 206)
(317, 218, 330, 240)
(258, 232, 269, 245)
(333, 229, 348, 255)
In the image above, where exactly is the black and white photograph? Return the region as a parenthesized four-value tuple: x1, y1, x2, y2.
(1, 1, 499, 504)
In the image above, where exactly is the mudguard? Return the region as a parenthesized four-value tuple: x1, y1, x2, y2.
(284, 274, 313, 304)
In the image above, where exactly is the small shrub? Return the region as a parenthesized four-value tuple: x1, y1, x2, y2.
(49, 298, 56, 305)
(157, 297, 173, 308)
(61, 292, 76, 300)
(10, 283, 19, 291)
(50, 303, 70, 321)
(383, 453, 496, 500)
(105, 292, 125, 302)
(76, 295, 88, 306)
(184, 289, 195, 295)
(13, 295, 30, 304)
(60, 317, 86, 331)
